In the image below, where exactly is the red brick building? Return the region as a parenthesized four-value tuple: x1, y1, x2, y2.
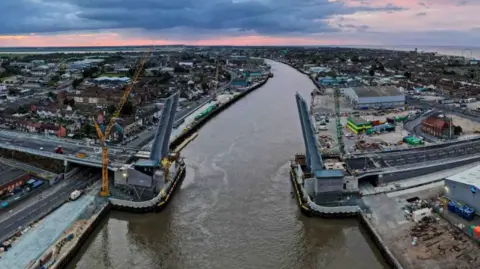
(421, 116, 455, 138)
(0, 169, 30, 195)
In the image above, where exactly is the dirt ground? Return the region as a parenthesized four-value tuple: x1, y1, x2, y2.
(364, 189, 480, 269)
(450, 114, 480, 134)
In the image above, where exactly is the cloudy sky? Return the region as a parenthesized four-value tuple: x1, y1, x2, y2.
(0, 0, 478, 47)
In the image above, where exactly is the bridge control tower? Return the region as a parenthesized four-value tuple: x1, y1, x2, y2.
(111, 92, 182, 200)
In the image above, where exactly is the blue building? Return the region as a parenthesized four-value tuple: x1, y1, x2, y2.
(242, 71, 263, 78)
(318, 76, 338, 86)
(231, 78, 249, 87)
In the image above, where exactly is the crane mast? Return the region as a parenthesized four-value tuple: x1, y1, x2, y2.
(334, 87, 345, 156)
(94, 49, 151, 197)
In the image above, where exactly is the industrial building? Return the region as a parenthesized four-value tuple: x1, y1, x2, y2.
(343, 86, 405, 109)
(0, 164, 29, 195)
(444, 165, 480, 213)
(346, 117, 371, 134)
(421, 116, 458, 138)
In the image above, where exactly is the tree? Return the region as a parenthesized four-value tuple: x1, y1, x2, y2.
(8, 88, 18, 95)
(404, 71, 412, 79)
(18, 104, 29, 114)
(174, 66, 188, 73)
(47, 91, 57, 101)
(63, 98, 75, 107)
(82, 67, 99, 78)
(106, 104, 116, 115)
(82, 123, 95, 137)
(72, 78, 83, 89)
(120, 100, 134, 116)
(454, 126, 463, 135)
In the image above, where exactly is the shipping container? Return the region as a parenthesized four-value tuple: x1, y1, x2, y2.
(468, 225, 475, 237)
(473, 226, 480, 240)
(448, 201, 456, 212)
(463, 207, 474, 221)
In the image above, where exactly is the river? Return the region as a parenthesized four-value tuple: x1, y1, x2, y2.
(66, 60, 388, 269)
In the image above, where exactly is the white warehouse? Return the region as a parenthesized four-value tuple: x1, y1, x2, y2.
(343, 86, 405, 109)
(444, 165, 480, 213)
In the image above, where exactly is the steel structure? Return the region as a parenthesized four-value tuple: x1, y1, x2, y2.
(94, 49, 151, 196)
(334, 87, 345, 156)
(296, 93, 323, 171)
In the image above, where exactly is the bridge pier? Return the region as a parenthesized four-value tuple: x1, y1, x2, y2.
(64, 159, 69, 175)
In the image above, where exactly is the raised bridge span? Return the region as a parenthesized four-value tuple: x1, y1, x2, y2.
(0, 92, 201, 170)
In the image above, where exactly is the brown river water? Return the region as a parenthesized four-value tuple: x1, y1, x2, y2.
(66, 60, 389, 269)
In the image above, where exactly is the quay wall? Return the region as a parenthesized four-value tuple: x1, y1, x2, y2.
(170, 77, 269, 150)
(289, 165, 405, 268)
(50, 203, 111, 269)
(49, 77, 271, 269)
(359, 213, 405, 269)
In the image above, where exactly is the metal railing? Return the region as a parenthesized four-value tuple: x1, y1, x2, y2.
(0, 129, 140, 153)
(0, 141, 125, 168)
(359, 153, 480, 176)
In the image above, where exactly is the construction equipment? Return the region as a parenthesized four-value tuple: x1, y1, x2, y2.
(93, 49, 151, 197)
(161, 157, 173, 183)
(334, 87, 345, 156)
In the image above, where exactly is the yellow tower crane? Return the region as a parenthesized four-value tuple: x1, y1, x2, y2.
(93, 49, 151, 197)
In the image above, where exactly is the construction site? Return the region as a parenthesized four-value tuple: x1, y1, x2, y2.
(310, 87, 422, 155)
(363, 182, 480, 269)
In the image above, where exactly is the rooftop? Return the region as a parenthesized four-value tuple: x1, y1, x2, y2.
(314, 169, 344, 178)
(352, 85, 404, 98)
(94, 76, 130, 82)
(0, 167, 26, 187)
(446, 165, 480, 189)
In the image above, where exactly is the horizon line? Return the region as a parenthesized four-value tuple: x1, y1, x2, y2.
(0, 44, 478, 49)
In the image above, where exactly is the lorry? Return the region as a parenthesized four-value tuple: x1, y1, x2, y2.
(70, 190, 82, 201)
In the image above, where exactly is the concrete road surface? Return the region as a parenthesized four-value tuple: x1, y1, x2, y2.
(0, 173, 97, 243)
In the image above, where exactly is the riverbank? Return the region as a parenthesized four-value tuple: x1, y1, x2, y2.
(23, 76, 271, 269)
(278, 60, 323, 92)
(169, 77, 269, 150)
(289, 162, 405, 269)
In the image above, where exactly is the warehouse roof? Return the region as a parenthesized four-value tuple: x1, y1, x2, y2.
(446, 165, 480, 190)
(0, 168, 26, 187)
(352, 86, 404, 98)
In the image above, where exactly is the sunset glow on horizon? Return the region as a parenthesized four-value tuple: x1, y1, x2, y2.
(0, 0, 478, 47)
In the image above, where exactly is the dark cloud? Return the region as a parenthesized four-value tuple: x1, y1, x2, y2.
(337, 24, 370, 32)
(0, 0, 403, 35)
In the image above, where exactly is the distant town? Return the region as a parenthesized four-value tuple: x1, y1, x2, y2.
(0, 47, 270, 143)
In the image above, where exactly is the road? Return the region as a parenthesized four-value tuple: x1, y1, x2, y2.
(0, 171, 97, 243)
(127, 70, 236, 149)
(347, 137, 480, 170)
(407, 97, 480, 123)
(126, 96, 212, 148)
